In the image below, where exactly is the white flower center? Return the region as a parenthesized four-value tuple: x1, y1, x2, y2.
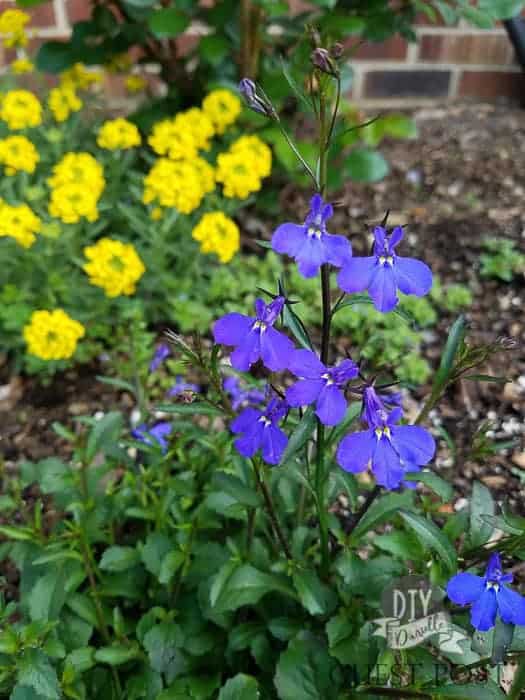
(374, 425, 391, 440)
(258, 416, 271, 427)
(307, 227, 322, 240)
(379, 255, 394, 267)
(486, 581, 500, 592)
(253, 320, 267, 333)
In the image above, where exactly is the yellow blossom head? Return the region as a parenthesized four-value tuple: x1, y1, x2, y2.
(0, 135, 39, 175)
(10, 57, 33, 74)
(48, 152, 105, 198)
(0, 201, 41, 248)
(202, 89, 241, 135)
(48, 86, 82, 123)
(97, 118, 141, 150)
(23, 309, 85, 361)
(148, 118, 197, 161)
(83, 238, 145, 297)
(230, 135, 272, 179)
(216, 150, 262, 200)
(191, 211, 240, 263)
(142, 157, 212, 214)
(0, 9, 29, 48)
(0, 90, 42, 130)
(176, 108, 215, 151)
(60, 63, 102, 91)
(125, 75, 147, 93)
(48, 183, 100, 224)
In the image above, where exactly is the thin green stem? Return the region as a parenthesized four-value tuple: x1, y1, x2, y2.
(509, 656, 525, 700)
(245, 507, 256, 558)
(275, 116, 319, 190)
(252, 458, 292, 560)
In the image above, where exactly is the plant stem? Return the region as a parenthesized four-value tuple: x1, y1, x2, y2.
(252, 459, 292, 560)
(246, 507, 256, 558)
(275, 117, 319, 189)
(509, 656, 525, 700)
(345, 485, 381, 536)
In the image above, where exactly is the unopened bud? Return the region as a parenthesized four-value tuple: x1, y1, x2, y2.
(239, 78, 276, 118)
(311, 47, 338, 77)
(330, 42, 344, 59)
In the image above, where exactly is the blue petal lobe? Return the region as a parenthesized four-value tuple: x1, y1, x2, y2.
(470, 588, 498, 631)
(392, 425, 436, 466)
(316, 384, 347, 426)
(262, 424, 288, 465)
(286, 379, 324, 408)
(272, 223, 305, 258)
(287, 348, 325, 378)
(368, 264, 398, 312)
(337, 256, 376, 294)
(213, 313, 252, 346)
(260, 327, 294, 372)
(497, 585, 525, 626)
(231, 330, 261, 371)
(336, 430, 375, 473)
(372, 438, 404, 489)
(394, 257, 433, 297)
(231, 407, 262, 434)
(446, 573, 485, 605)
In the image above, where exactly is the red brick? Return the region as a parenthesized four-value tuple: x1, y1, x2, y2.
(458, 70, 524, 99)
(347, 35, 408, 61)
(65, 0, 91, 24)
(419, 34, 515, 65)
(363, 69, 451, 98)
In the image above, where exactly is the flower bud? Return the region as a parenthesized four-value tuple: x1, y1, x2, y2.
(239, 78, 276, 118)
(330, 42, 344, 59)
(311, 47, 339, 77)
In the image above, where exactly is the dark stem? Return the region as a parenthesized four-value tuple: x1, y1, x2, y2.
(358, 688, 431, 699)
(344, 485, 381, 536)
(252, 459, 292, 560)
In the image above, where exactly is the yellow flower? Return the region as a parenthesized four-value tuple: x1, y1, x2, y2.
(24, 309, 85, 361)
(0, 201, 41, 248)
(143, 158, 211, 214)
(48, 86, 82, 122)
(176, 107, 215, 151)
(60, 63, 102, 91)
(150, 207, 163, 221)
(125, 75, 147, 93)
(106, 53, 132, 74)
(0, 135, 39, 175)
(97, 118, 141, 150)
(10, 57, 33, 74)
(0, 9, 29, 48)
(48, 183, 100, 224)
(230, 135, 272, 178)
(0, 90, 42, 130)
(192, 156, 215, 195)
(83, 238, 145, 297)
(192, 211, 240, 263)
(48, 152, 105, 199)
(202, 89, 241, 135)
(148, 117, 197, 161)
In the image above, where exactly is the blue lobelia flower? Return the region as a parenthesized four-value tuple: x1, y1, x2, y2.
(231, 394, 288, 465)
(223, 376, 265, 411)
(149, 343, 170, 372)
(132, 422, 172, 453)
(286, 348, 358, 426)
(271, 193, 352, 278)
(447, 552, 525, 631)
(167, 376, 200, 397)
(337, 225, 432, 312)
(336, 387, 435, 489)
(213, 296, 294, 372)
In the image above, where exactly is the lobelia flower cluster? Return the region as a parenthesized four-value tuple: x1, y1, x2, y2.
(212, 191, 436, 484)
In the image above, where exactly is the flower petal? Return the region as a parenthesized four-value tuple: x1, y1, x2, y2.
(231, 407, 262, 434)
(213, 312, 252, 346)
(368, 264, 399, 312)
(231, 330, 261, 371)
(392, 425, 436, 466)
(316, 384, 347, 426)
(260, 326, 294, 372)
(287, 348, 325, 379)
(286, 379, 324, 408)
(337, 257, 376, 294)
(372, 438, 404, 489)
(234, 423, 263, 459)
(296, 238, 326, 278)
(470, 588, 498, 631)
(389, 226, 404, 249)
(394, 257, 433, 297)
(336, 430, 375, 473)
(486, 552, 504, 580)
(497, 585, 525, 626)
(446, 573, 485, 605)
(323, 233, 352, 268)
(261, 424, 288, 465)
(272, 223, 305, 258)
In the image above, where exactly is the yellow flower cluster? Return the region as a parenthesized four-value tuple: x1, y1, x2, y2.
(148, 118, 198, 161)
(216, 134, 272, 199)
(0, 136, 39, 175)
(48, 152, 105, 223)
(192, 211, 240, 263)
(23, 309, 85, 360)
(125, 75, 147, 93)
(0, 90, 42, 130)
(143, 156, 215, 214)
(0, 201, 42, 248)
(0, 9, 29, 48)
(97, 118, 141, 150)
(48, 86, 82, 122)
(60, 63, 102, 90)
(178, 107, 215, 151)
(202, 89, 241, 135)
(83, 238, 145, 297)
(11, 57, 34, 74)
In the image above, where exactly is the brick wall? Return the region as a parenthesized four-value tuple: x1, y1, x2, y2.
(2, 0, 524, 105)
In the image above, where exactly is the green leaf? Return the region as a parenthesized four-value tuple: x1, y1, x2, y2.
(349, 491, 414, 541)
(212, 563, 296, 613)
(280, 407, 317, 466)
(66, 647, 96, 673)
(460, 6, 494, 28)
(0, 525, 34, 541)
(156, 403, 222, 416)
(470, 481, 495, 547)
(326, 616, 377, 668)
(100, 546, 141, 573)
(211, 473, 261, 508)
(282, 301, 314, 350)
(332, 293, 413, 325)
(199, 35, 229, 65)
(143, 622, 186, 683)
(218, 674, 259, 700)
(344, 149, 389, 183)
(94, 645, 140, 666)
(404, 470, 454, 501)
(29, 568, 68, 623)
(66, 593, 99, 628)
(141, 533, 173, 579)
(399, 510, 457, 573)
(148, 8, 190, 38)
(274, 634, 341, 700)
(158, 551, 185, 585)
(434, 316, 466, 392)
(36, 41, 75, 74)
(17, 649, 60, 699)
(85, 411, 124, 463)
(479, 0, 525, 19)
(293, 570, 336, 616)
(10, 686, 48, 700)
(428, 680, 506, 699)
